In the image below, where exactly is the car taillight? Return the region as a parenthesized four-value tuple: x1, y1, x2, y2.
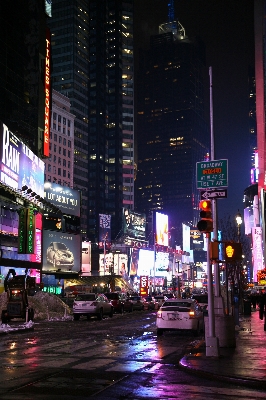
(157, 311, 162, 318)
(189, 311, 195, 318)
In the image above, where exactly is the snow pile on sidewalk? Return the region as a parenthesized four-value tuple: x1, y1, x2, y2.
(0, 291, 72, 321)
(0, 320, 34, 333)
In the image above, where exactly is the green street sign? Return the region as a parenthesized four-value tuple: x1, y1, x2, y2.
(196, 159, 228, 189)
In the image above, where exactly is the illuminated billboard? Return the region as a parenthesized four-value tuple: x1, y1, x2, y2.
(123, 209, 146, 240)
(44, 28, 51, 157)
(44, 182, 80, 217)
(45, 0, 52, 17)
(0, 122, 45, 196)
(42, 231, 81, 272)
(155, 212, 169, 246)
(81, 241, 91, 276)
(138, 249, 153, 276)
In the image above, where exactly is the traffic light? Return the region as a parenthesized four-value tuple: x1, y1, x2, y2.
(224, 242, 242, 262)
(197, 199, 213, 233)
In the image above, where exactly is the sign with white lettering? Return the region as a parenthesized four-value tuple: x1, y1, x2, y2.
(44, 181, 80, 217)
(0, 122, 45, 196)
(196, 159, 228, 189)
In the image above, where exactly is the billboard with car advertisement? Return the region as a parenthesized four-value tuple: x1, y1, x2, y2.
(0, 122, 45, 196)
(42, 231, 81, 272)
(155, 212, 169, 246)
(44, 182, 80, 217)
(123, 209, 146, 240)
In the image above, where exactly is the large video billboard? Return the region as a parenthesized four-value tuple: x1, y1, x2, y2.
(123, 209, 146, 240)
(155, 212, 169, 246)
(0, 122, 45, 196)
(42, 231, 81, 272)
(44, 182, 80, 217)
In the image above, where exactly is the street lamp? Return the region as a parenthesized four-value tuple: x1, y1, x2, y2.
(235, 210, 242, 242)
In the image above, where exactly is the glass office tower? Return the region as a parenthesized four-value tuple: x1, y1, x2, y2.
(136, 20, 209, 245)
(48, 0, 134, 242)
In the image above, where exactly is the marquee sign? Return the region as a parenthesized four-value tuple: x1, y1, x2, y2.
(44, 28, 51, 157)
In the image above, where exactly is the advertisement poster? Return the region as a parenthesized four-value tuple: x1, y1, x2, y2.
(44, 182, 80, 217)
(0, 122, 44, 196)
(155, 212, 169, 246)
(42, 231, 81, 272)
(81, 241, 91, 276)
(99, 253, 113, 276)
(123, 209, 146, 240)
(99, 214, 111, 249)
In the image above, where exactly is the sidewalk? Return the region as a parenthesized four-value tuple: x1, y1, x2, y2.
(179, 309, 266, 390)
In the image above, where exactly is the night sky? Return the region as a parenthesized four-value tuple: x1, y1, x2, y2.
(134, 0, 255, 220)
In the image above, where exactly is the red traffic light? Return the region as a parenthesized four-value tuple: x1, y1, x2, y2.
(197, 199, 213, 233)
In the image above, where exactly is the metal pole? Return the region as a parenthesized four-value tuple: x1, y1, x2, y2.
(207, 233, 215, 337)
(153, 233, 156, 294)
(103, 239, 106, 276)
(209, 66, 220, 297)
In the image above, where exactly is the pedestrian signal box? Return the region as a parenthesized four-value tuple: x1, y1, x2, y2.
(224, 242, 242, 262)
(197, 200, 213, 233)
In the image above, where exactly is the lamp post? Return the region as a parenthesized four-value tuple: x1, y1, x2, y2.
(236, 210, 242, 243)
(234, 210, 242, 325)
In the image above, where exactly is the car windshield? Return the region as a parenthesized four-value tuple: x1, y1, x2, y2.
(105, 293, 118, 300)
(75, 294, 96, 301)
(54, 243, 67, 250)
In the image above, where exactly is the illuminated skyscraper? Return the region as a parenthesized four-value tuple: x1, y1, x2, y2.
(135, 13, 209, 244)
(48, 0, 134, 243)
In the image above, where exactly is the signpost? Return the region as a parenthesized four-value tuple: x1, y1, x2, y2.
(196, 159, 228, 189)
(200, 188, 227, 200)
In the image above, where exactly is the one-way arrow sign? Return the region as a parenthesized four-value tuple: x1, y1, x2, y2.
(200, 189, 227, 200)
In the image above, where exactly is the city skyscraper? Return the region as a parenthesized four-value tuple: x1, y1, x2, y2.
(135, 12, 209, 245)
(48, 0, 134, 245)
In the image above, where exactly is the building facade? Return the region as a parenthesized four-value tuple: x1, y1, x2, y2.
(135, 19, 209, 245)
(44, 90, 75, 188)
(48, 0, 134, 244)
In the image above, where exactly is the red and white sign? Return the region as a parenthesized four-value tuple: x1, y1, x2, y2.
(252, 227, 263, 283)
(140, 275, 149, 297)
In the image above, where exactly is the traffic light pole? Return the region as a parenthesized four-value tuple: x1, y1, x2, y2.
(205, 232, 219, 356)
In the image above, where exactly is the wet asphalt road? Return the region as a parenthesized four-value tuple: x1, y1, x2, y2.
(0, 310, 265, 399)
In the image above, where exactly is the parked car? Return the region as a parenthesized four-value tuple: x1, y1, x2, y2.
(124, 296, 144, 311)
(46, 242, 74, 269)
(143, 296, 159, 310)
(156, 298, 204, 336)
(104, 292, 127, 314)
(73, 293, 113, 320)
(154, 295, 168, 308)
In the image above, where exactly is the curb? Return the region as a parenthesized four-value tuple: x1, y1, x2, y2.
(178, 354, 266, 391)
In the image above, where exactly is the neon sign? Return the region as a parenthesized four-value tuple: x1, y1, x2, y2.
(44, 28, 51, 157)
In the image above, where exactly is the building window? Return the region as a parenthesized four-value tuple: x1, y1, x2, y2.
(63, 170, 66, 177)
(58, 125, 61, 132)
(58, 157, 61, 165)
(53, 155, 56, 162)
(63, 138, 66, 145)
(58, 168, 61, 176)
(68, 130, 70, 136)
(63, 117, 66, 125)
(54, 145, 57, 152)
(53, 123, 56, 130)
(54, 133, 57, 142)
(53, 112, 57, 120)
(63, 127, 65, 134)
(68, 120, 71, 127)
(63, 149, 66, 156)
(58, 115, 61, 123)
(59, 147, 62, 154)
(68, 140, 71, 148)
(68, 150, 71, 157)
(68, 161, 71, 168)
(48, 164, 51, 172)
(59, 136, 62, 143)
(63, 159, 66, 167)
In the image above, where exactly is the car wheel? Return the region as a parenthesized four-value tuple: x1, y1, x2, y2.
(97, 308, 103, 320)
(157, 328, 164, 336)
(109, 307, 114, 318)
(73, 314, 80, 321)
